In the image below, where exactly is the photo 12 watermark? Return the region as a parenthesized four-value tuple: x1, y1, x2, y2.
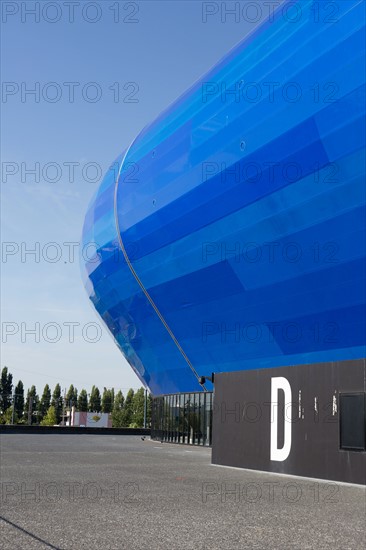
(201, 80, 339, 105)
(2, 81, 140, 104)
(1, 480, 140, 504)
(1, 240, 140, 264)
(201, 320, 340, 345)
(201, 1, 340, 25)
(212, 395, 339, 425)
(201, 240, 340, 265)
(201, 160, 340, 185)
(1, 160, 140, 185)
(1, 1, 140, 24)
(201, 480, 340, 504)
(1, 321, 103, 344)
(2, 241, 102, 264)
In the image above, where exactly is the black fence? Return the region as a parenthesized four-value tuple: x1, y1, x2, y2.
(151, 392, 213, 446)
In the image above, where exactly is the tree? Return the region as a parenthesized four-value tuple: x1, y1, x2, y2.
(40, 405, 57, 426)
(78, 389, 88, 412)
(25, 386, 39, 425)
(38, 384, 51, 420)
(111, 390, 124, 427)
(132, 388, 145, 427)
(51, 383, 62, 424)
(4, 407, 17, 425)
(0, 367, 13, 412)
(121, 388, 134, 427)
(66, 384, 78, 408)
(101, 388, 113, 413)
(114, 390, 124, 409)
(89, 386, 101, 412)
(14, 380, 24, 419)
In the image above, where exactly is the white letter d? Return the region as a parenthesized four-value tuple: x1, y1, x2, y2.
(270, 377, 292, 461)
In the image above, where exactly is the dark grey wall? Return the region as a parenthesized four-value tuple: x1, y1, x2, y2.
(212, 359, 366, 484)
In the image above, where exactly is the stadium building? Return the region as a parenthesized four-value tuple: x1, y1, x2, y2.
(81, 0, 366, 484)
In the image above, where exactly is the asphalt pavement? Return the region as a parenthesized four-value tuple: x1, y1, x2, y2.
(0, 434, 365, 549)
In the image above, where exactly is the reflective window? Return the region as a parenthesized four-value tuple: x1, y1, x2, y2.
(178, 394, 184, 443)
(151, 392, 213, 446)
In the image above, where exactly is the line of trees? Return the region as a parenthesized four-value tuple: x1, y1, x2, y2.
(0, 366, 151, 428)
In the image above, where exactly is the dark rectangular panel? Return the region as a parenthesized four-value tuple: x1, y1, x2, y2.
(340, 393, 366, 450)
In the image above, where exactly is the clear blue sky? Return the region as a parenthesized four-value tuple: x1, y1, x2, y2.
(1, 0, 283, 396)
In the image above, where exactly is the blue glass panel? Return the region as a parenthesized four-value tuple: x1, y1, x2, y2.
(81, 0, 366, 395)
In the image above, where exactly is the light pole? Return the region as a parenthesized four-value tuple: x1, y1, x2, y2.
(11, 389, 15, 424)
(62, 388, 66, 426)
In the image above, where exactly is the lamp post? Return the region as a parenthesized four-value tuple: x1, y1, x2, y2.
(11, 389, 15, 424)
(62, 388, 66, 426)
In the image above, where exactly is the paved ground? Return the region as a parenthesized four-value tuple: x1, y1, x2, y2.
(0, 435, 365, 550)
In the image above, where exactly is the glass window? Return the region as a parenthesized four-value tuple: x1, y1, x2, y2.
(164, 396, 169, 440)
(179, 394, 184, 443)
(192, 393, 197, 445)
(151, 392, 213, 446)
(206, 393, 212, 446)
(199, 392, 205, 446)
(186, 394, 191, 444)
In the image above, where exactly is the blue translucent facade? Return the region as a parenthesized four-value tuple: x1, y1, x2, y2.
(82, 0, 366, 395)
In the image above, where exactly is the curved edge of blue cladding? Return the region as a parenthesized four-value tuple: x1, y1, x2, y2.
(82, 0, 366, 395)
